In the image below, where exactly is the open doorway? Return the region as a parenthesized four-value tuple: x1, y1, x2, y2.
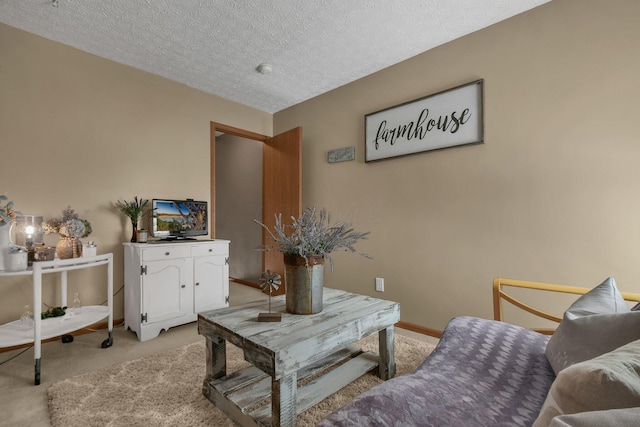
(210, 122, 302, 293)
(215, 133, 263, 286)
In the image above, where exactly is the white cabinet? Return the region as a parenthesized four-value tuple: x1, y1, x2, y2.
(123, 240, 229, 341)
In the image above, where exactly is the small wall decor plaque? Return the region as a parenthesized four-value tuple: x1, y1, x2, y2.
(328, 146, 355, 163)
(365, 80, 484, 162)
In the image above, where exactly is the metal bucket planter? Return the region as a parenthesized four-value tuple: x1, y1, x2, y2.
(283, 254, 324, 314)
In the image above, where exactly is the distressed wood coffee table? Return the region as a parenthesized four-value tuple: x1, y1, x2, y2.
(198, 287, 400, 427)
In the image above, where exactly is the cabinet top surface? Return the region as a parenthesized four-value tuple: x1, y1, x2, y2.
(123, 239, 230, 247)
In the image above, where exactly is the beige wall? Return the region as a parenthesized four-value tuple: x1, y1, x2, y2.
(274, 0, 640, 330)
(0, 23, 272, 324)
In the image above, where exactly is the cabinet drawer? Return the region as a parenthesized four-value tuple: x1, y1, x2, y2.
(191, 243, 228, 257)
(142, 246, 190, 261)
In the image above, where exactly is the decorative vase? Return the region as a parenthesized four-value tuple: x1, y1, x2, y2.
(283, 254, 324, 314)
(0, 225, 10, 270)
(130, 220, 138, 243)
(56, 237, 83, 259)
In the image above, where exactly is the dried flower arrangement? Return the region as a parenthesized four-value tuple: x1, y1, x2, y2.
(0, 194, 19, 227)
(254, 206, 371, 271)
(44, 206, 92, 238)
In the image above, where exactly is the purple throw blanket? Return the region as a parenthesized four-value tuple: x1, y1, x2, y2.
(318, 316, 555, 427)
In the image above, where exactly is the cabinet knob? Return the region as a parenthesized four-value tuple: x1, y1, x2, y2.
(195, 282, 200, 286)
(181, 284, 186, 288)
(165, 252, 170, 256)
(208, 249, 212, 252)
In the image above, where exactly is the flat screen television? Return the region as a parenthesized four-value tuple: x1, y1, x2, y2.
(151, 199, 208, 239)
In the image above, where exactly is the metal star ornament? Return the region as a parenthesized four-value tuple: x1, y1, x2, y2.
(259, 270, 281, 294)
(257, 270, 282, 322)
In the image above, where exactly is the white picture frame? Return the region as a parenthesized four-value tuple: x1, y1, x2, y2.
(365, 80, 484, 162)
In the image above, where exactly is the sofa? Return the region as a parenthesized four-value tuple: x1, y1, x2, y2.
(318, 277, 640, 426)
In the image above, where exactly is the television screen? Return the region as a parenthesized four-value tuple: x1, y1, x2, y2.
(152, 199, 208, 238)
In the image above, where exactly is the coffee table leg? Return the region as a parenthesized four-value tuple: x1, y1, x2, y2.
(272, 371, 297, 427)
(378, 326, 396, 380)
(204, 333, 226, 382)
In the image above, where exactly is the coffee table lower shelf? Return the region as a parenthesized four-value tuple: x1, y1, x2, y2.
(203, 345, 378, 427)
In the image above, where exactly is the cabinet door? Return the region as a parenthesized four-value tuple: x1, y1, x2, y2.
(194, 255, 229, 313)
(142, 258, 189, 324)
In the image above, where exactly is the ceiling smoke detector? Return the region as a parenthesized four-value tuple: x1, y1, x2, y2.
(256, 63, 272, 75)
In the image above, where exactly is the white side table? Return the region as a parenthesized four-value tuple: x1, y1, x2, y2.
(0, 253, 113, 385)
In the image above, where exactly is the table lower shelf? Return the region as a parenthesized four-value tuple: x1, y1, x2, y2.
(203, 345, 379, 427)
(0, 305, 109, 348)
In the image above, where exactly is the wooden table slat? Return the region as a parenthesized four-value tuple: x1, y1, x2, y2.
(211, 366, 269, 396)
(249, 352, 379, 425)
(248, 297, 389, 345)
(205, 289, 361, 339)
(266, 298, 398, 348)
(270, 304, 399, 377)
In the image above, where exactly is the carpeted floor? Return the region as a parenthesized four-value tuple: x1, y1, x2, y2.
(48, 333, 435, 426)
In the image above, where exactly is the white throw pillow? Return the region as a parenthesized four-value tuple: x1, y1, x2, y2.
(533, 339, 640, 427)
(548, 408, 640, 427)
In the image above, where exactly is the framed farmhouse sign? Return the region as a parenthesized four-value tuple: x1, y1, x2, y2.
(365, 80, 484, 162)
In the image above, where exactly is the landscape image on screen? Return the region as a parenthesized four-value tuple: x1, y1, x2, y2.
(154, 200, 207, 234)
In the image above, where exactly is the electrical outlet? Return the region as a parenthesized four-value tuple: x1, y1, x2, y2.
(375, 277, 384, 292)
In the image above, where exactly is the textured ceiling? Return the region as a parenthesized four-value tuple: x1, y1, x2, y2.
(0, 0, 550, 113)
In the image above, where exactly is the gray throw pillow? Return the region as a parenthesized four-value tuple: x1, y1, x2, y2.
(545, 277, 640, 374)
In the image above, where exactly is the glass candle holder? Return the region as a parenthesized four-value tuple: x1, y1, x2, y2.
(14, 215, 44, 249)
